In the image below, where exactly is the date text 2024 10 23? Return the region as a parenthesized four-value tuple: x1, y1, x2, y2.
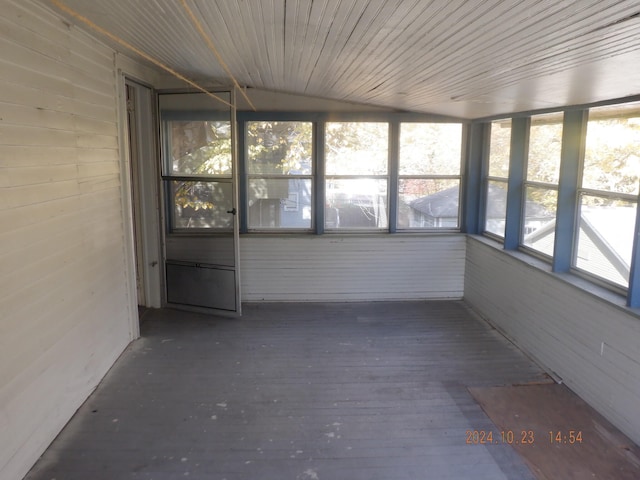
(465, 430, 583, 445)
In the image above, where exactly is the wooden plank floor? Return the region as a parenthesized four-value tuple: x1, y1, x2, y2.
(25, 301, 548, 480)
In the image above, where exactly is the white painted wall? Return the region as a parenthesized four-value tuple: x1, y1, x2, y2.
(240, 234, 466, 301)
(464, 236, 640, 446)
(0, 2, 142, 479)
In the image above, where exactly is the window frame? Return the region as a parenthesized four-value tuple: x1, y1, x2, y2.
(571, 190, 637, 294)
(570, 103, 640, 292)
(324, 121, 391, 232)
(483, 119, 512, 240)
(519, 112, 564, 260)
(244, 120, 315, 232)
(396, 122, 464, 231)
(160, 112, 235, 234)
(235, 112, 468, 235)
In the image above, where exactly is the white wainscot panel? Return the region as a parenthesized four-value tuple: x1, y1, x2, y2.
(240, 234, 466, 302)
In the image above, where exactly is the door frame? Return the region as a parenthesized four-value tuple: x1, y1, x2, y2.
(117, 72, 164, 339)
(125, 82, 146, 306)
(124, 78, 163, 309)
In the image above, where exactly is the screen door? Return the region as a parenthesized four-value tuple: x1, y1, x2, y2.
(159, 91, 241, 315)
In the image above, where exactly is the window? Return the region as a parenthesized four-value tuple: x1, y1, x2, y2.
(246, 121, 313, 229)
(163, 119, 233, 230)
(484, 119, 512, 237)
(521, 113, 563, 256)
(160, 90, 235, 232)
(574, 102, 640, 288)
(397, 123, 463, 229)
(478, 101, 640, 300)
(325, 122, 389, 229)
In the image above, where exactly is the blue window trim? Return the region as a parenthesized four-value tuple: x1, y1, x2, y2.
(628, 205, 640, 307)
(314, 121, 325, 234)
(503, 117, 529, 250)
(552, 109, 586, 272)
(388, 122, 400, 233)
(461, 123, 485, 234)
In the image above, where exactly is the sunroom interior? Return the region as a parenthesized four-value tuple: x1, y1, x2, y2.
(3, 1, 640, 479)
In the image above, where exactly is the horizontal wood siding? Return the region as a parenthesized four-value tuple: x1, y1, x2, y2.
(0, 2, 134, 479)
(464, 236, 640, 446)
(240, 234, 465, 301)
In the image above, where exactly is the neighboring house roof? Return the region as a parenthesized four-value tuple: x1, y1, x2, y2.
(409, 183, 551, 219)
(410, 184, 635, 286)
(409, 185, 459, 218)
(578, 215, 630, 282)
(524, 207, 636, 286)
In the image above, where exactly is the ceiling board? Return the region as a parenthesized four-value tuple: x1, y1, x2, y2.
(38, 0, 640, 118)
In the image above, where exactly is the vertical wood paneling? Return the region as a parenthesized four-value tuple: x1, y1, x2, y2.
(240, 234, 465, 301)
(0, 2, 135, 479)
(464, 236, 640, 446)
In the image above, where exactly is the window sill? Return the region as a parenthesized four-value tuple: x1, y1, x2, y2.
(240, 231, 463, 238)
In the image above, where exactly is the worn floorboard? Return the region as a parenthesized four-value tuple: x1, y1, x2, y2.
(25, 301, 548, 480)
(469, 384, 640, 480)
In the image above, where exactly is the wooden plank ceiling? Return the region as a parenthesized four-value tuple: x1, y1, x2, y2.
(42, 0, 640, 118)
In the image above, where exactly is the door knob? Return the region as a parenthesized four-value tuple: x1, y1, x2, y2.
(226, 208, 237, 215)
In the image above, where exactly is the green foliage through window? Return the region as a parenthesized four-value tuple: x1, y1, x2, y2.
(247, 122, 312, 175)
(170, 121, 232, 176)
